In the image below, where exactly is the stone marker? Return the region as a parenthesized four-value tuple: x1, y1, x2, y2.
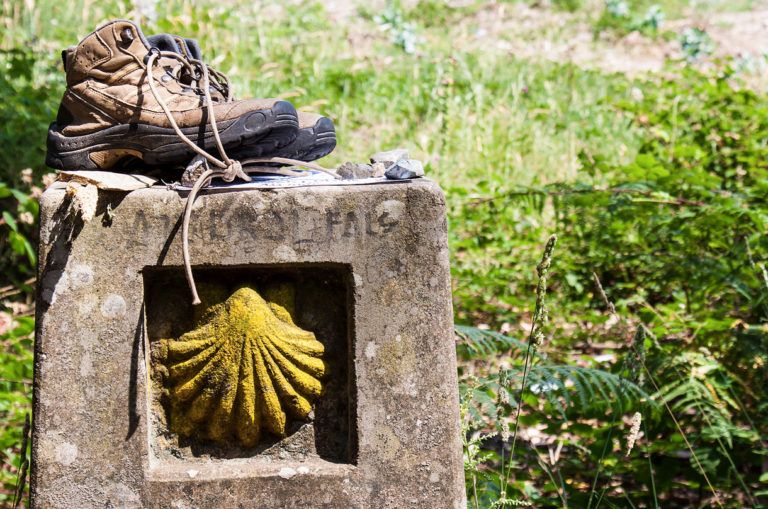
(370, 148, 409, 168)
(32, 179, 466, 508)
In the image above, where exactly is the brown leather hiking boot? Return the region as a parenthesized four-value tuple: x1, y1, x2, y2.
(146, 33, 336, 164)
(46, 20, 299, 171)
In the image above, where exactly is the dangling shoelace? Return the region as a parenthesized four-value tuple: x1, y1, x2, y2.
(144, 48, 338, 305)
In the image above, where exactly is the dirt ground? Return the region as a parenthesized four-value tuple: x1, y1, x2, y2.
(463, 2, 768, 74)
(326, 0, 768, 78)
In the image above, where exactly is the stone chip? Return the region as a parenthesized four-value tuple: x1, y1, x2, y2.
(337, 162, 375, 180)
(370, 148, 410, 168)
(385, 159, 425, 180)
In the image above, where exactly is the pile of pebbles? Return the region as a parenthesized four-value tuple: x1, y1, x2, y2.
(337, 148, 425, 180)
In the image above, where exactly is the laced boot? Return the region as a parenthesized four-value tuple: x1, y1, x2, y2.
(146, 33, 337, 163)
(46, 19, 299, 171)
(146, 34, 232, 101)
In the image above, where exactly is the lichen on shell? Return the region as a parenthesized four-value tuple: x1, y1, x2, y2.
(159, 282, 326, 447)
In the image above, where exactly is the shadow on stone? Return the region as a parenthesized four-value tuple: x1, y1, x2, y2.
(156, 211, 182, 267)
(126, 304, 145, 440)
(37, 198, 82, 313)
(38, 190, 130, 313)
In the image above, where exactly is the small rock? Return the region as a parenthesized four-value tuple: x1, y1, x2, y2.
(385, 159, 424, 180)
(66, 182, 99, 222)
(186, 469, 199, 479)
(181, 154, 209, 187)
(370, 148, 409, 169)
(371, 162, 387, 177)
(337, 162, 374, 180)
(279, 467, 297, 479)
(297, 466, 310, 475)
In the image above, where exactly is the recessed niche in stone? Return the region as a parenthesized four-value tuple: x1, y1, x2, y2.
(143, 264, 355, 465)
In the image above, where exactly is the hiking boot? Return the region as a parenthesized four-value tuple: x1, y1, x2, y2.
(146, 32, 337, 163)
(46, 19, 299, 171)
(264, 112, 336, 162)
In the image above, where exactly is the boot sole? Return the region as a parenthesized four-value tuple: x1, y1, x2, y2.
(235, 116, 336, 163)
(45, 100, 299, 171)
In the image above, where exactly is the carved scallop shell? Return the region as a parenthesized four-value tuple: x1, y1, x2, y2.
(161, 283, 326, 447)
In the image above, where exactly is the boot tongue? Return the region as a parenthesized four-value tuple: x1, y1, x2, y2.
(147, 34, 182, 55)
(148, 34, 202, 61)
(146, 33, 228, 101)
(182, 38, 203, 61)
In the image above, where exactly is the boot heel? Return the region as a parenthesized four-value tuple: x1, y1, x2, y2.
(47, 123, 109, 171)
(45, 147, 101, 171)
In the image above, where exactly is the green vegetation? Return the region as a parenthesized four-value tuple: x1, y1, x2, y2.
(594, 1, 667, 37)
(1, 0, 767, 507)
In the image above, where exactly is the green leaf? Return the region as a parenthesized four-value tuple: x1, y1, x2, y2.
(10, 188, 30, 204)
(2, 210, 18, 232)
(8, 230, 36, 265)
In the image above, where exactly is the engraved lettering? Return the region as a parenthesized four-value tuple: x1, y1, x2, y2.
(377, 211, 399, 234)
(128, 210, 150, 249)
(365, 210, 376, 236)
(343, 211, 359, 238)
(326, 210, 342, 240)
(208, 209, 228, 242)
(264, 210, 286, 241)
(292, 209, 314, 249)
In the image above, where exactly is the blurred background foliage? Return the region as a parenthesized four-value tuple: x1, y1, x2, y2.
(1, 0, 767, 507)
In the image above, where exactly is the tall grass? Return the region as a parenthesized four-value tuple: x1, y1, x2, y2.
(1, 1, 767, 507)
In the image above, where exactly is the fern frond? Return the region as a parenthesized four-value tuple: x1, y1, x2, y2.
(654, 372, 755, 447)
(455, 325, 530, 359)
(504, 364, 655, 417)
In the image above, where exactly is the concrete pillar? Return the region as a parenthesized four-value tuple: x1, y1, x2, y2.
(32, 180, 465, 508)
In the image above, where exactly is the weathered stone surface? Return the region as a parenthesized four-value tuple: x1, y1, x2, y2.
(32, 179, 465, 508)
(336, 162, 374, 180)
(370, 148, 409, 168)
(371, 162, 387, 177)
(58, 170, 157, 191)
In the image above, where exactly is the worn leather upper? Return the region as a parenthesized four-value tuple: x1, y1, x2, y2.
(58, 20, 279, 135)
(144, 32, 325, 131)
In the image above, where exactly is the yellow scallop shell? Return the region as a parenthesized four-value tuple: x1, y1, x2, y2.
(161, 283, 326, 447)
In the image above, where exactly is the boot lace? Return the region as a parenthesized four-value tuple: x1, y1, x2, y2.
(174, 57, 232, 102)
(144, 48, 337, 305)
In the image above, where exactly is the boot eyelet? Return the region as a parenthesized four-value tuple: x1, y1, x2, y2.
(143, 47, 161, 66)
(119, 27, 134, 46)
